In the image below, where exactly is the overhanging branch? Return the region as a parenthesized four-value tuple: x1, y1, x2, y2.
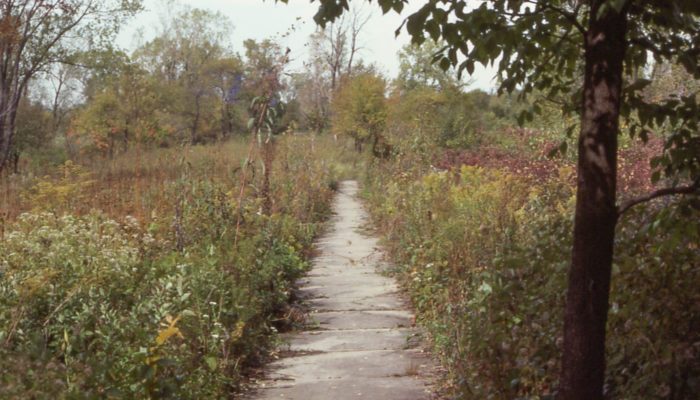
(617, 178, 700, 219)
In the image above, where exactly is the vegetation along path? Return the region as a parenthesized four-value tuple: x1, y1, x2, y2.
(249, 180, 437, 399)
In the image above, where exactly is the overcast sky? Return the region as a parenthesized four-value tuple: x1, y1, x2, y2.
(117, 0, 498, 91)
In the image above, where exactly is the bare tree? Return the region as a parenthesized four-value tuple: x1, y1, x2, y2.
(45, 63, 82, 158)
(345, 6, 370, 78)
(315, 5, 370, 91)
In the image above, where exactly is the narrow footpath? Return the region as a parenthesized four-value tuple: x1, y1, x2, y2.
(249, 180, 437, 399)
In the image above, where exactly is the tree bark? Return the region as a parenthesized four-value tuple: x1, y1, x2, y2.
(220, 102, 231, 138)
(557, 4, 627, 400)
(1, 96, 20, 171)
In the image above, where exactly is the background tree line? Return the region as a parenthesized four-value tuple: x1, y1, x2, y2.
(5, 0, 522, 175)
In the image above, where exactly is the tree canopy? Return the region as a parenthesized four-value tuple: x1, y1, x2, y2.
(0, 0, 142, 171)
(396, 39, 463, 91)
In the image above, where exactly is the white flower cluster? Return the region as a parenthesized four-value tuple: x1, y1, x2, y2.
(0, 212, 158, 283)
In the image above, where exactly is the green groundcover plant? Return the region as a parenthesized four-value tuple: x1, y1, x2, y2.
(0, 136, 340, 399)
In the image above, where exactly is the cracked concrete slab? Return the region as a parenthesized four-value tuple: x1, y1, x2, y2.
(308, 293, 408, 312)
(247, 180, 438, 400)
(298, 282, 401, 302)
(256, 376, 432, 400)
(283, 328, 420, 352)
(309, 310, 414, 330)
(263, 350, 433, 385)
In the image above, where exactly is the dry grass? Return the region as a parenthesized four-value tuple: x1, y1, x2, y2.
(0, 138, 250, 224)
(0, 133, 361, 232)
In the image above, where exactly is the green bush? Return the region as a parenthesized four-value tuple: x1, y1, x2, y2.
(331, 73, 389, 155)
(363, 161, 698, 399)
(387, 88, 520, 154)
(0, 136, 338, 398)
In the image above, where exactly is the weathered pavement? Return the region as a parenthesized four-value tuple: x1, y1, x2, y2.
(248, 180, 437, 400)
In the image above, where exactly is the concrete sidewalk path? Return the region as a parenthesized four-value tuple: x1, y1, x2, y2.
(248, 180, 438, 400)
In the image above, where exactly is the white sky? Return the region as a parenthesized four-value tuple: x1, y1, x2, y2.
(117, 0, 498, 91)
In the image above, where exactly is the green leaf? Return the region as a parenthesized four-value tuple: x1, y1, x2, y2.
(426, 19, 440, 41)
(596, 3, 611, 20)
(379, 0, 391, 14)
(406, 5, 431, 38)
(478, 282, 492, 295)
(439, 57, 451, 71)
(205, 356, 218, 371)
(533, 103, 542, 115)
(466, 60, 475, 75)
(611, 0, 627, 13)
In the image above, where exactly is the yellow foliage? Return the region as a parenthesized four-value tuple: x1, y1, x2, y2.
(146, 314, 184, 366)
(24, 160, 96, 212)
(156, 314, 184, 346)
(230, 321, 246, 341)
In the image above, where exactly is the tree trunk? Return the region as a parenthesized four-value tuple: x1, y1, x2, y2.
(0, 100, 19, 173)
(557, 5, 627, 400)
(220, 102, 231, 138)
(0, 94, 20, 174)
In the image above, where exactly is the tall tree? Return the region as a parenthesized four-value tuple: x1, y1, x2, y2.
(11, 95, 51, 171)
(205, 57, 244, 138)
(70, 61, 159, 156)
(295, 34, 332, 133)
(310, 5, 369, 91)
(243, 38, 287, 99)
(397, 40, 463, 92)
(293, 1, 700, 399)
(0, 0, 141, 172)
(331, 72, 388, 155)
(135, 6, 233, 144)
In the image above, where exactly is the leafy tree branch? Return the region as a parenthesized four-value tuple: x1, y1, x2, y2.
(617, 178, 700, 218)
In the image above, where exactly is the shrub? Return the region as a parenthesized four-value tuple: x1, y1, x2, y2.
(331, 73, 389, 155)
(0, 135, 340, 398)
(363, 159, 698, 399)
